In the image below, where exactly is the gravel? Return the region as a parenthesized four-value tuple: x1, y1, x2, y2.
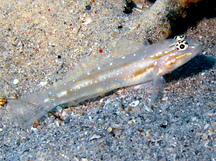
(0, 0, 215, 160)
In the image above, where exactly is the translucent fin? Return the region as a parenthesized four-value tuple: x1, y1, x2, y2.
(56, 39, 145, 86)
(129, 75, 166, 107)
(108, 38, 145, 58)
(150, 73, 166, 107)
(150, 76, 166, 106)
(131, 81, 153, 90)
(7, 90, 54, 127)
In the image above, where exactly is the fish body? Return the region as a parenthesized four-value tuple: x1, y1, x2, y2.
(7, 35, 201, 126)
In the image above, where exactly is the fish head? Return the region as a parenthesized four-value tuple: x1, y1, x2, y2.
(157, 36, 202, 75)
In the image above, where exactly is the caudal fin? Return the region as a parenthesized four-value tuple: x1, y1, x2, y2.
(7, 90, 54, 127)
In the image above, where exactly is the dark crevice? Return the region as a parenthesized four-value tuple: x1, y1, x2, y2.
(169, 0, 216, 37)
(123, 0, 137, 14)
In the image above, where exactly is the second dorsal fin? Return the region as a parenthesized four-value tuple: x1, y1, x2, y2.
(55, 39, 145, 86)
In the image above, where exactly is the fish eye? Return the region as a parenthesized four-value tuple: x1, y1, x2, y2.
(176, 41, 188, 51)
(174, 35, 186, 42)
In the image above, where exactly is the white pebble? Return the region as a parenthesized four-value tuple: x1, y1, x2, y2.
(39, 80, 48, 86)
(12, 79, 19, 84)
(204, 124, 210, 130)
(89, 134, 101, 141)
(129, 100, 140, 107)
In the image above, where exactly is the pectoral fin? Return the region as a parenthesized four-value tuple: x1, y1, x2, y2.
(150, 65, 166, 107)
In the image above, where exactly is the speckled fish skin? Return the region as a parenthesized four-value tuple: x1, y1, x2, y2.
(7, 35, 201, 127)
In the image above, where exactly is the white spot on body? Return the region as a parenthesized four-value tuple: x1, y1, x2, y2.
(57, 91, 68, 97)
(127, 75, 134, 78)
(44, 98, 50, 103)
(155, 52, 163, 57)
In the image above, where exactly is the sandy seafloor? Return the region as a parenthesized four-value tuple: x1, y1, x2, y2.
(0, 0, 215, 160)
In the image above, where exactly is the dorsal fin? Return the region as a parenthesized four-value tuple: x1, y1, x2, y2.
(108, 38, 145, 58)
(55, 39, 145, 86)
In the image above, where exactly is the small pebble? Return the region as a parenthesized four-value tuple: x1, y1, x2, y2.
(107, 127, 113, 132)
(129, 100, 140, 107)
(12, 79, 19, 84)
(204, 124, 210, 130)
(85, 5, 91, 11)
(89, 134, 101, 141)
(81, 158, 88, 161)
(39, 80, 48, 86)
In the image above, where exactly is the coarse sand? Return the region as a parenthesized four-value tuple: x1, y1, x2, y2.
(0, 0, 215, 160)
